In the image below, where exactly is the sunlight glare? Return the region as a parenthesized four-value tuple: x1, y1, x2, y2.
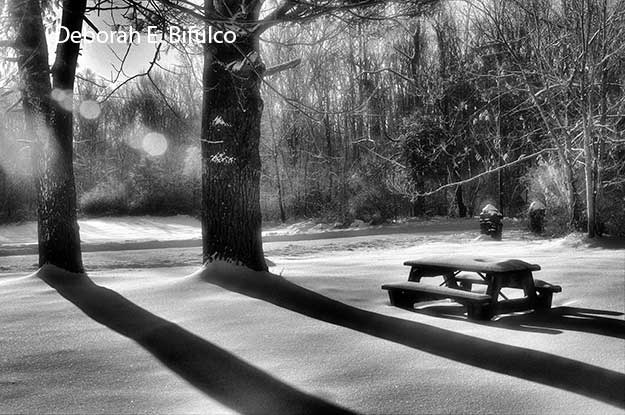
(79, 100, 101, 120)
(142, 132, 168, 156)
(50, 88, 73, 112)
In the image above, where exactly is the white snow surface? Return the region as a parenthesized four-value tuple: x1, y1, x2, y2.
(0, 215, 374, 246)
(0, 219, 624, 414)
(0, 215, 485, 247)
(0, 215, 204, 246)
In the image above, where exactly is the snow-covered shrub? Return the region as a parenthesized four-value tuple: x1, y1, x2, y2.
(522, 160, 581, 235)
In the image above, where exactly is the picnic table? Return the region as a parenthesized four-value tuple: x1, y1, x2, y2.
(382, 256, 561, 320)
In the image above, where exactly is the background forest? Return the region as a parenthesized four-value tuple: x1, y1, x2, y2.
(1, 0, 624, 236)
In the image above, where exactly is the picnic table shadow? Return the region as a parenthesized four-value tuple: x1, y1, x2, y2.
(412, 303, 625, 339)
(191, 265, 625, 410)
(36, 265, 354, 415)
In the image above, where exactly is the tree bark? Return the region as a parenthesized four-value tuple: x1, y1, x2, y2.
(10, 0, 85, 272)
(582, 113, 596, 238)
(563, 156, 580, 231)
(274, 144, 287, 223)
(455, 185, 467, 217)
(201, 1, 267, 271)
(580, 0, 596, 238)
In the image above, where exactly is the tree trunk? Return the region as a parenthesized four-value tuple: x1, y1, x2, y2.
(455, 185, 467, 217)
(200, 1, 267, 271)
(595, 0, 608, 236)
(555, 137, 579, 231)
(582, 114, 596, 238)
(10, 0, 84, 272)
(274, 145, 286, 224)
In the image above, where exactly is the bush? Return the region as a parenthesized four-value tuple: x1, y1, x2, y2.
(599, 191, 625, 237)
(522, 160, 580, 235)
(349, 185, 410, 224)
(126, 157, 199, 216)
(0, 174, 37, 223)
(128, 175, 197, 215)
(80, 179, 128, 216)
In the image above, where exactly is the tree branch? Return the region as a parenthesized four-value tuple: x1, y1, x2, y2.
(264, 58, 301, 77)
(412, 148, 557, 198)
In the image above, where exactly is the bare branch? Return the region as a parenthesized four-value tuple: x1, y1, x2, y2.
(361, 67, 415, 84)
(264, 58, 301, 77)
(412, 148, 557, 199)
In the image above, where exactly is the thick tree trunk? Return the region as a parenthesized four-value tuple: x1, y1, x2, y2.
(201, 1, 267, 271)
(10, 0, 84, 272)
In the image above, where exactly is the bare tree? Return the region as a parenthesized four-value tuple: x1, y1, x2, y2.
(197, 0, 437, 270)
(475, 0, 625, 236)
(8, 0, 86, 271)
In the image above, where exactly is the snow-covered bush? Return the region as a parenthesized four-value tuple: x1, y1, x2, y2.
(522, 160, 576, 235)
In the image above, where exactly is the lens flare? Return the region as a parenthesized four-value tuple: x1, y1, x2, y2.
(50, 88, 73, 112)
(142, 132, 168, 156)
(79, 100, 101, 120)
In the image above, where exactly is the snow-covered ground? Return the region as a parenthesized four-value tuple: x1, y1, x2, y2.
(0, 215, 384, 246)
(0, 216, 204, 246)
(0, 215, 512, 247)
(0, 218, 623, 414)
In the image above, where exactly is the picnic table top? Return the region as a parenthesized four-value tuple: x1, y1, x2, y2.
(403, 255, 541, 273)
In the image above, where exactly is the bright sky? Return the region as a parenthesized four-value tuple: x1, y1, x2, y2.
(45, 0, 284, 84)
(45, 12, 185, 84)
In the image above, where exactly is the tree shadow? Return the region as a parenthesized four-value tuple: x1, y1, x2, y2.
(36, 265, 354, 415)
(414, 303, 625, 339)
(585, 236, 625, 250)
(196, 267, 625, 409)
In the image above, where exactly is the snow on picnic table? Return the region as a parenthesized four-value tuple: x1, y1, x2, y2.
(0, 217, 623, 414)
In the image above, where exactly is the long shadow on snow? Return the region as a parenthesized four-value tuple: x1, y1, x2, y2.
(37, 266, 354, 415)
(197, 268, 625, 409)
(414, 304, 625, 339)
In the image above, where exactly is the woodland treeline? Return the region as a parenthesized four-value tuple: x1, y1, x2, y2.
(1, 0, 624, 237)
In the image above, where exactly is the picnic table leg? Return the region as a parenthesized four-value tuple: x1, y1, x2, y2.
(521, 271, 538, 305)
(535, 289, 554, 311)
(485, 274, 503, 316)
(387, 289, 418, 310)
(443, 272, 462, 290)
(523, 272, 554, 311)
(487, 271, 540, 315)
(408, 267, 422, 282)
(466, 302, 493, 320)
(459, 280, 472, 291)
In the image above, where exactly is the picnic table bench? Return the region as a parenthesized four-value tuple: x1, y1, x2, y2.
(382, 256, 561, 320)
